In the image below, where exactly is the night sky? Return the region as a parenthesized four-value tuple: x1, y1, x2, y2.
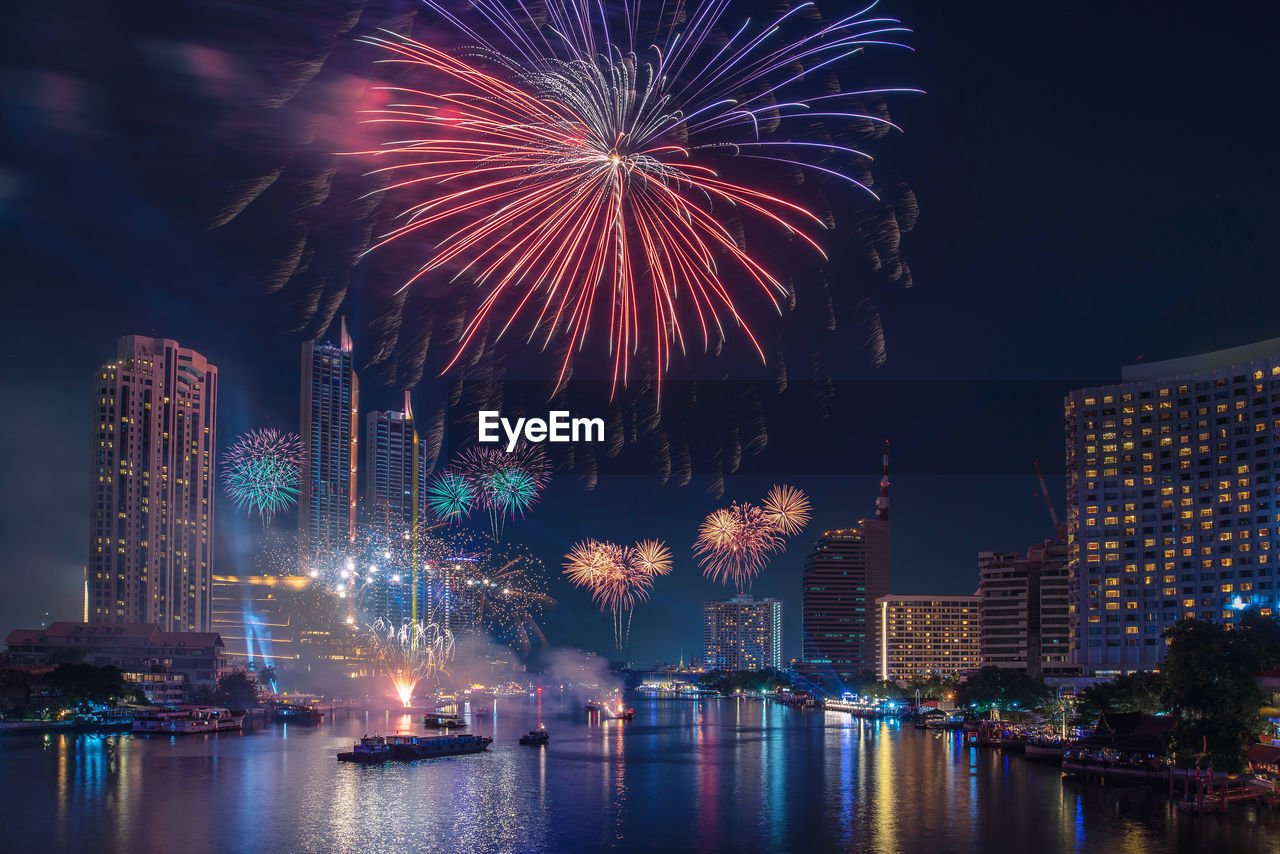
(3, 0, 1279, 665)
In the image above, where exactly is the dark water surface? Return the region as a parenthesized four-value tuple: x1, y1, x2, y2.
(2, 697, 1278, 853)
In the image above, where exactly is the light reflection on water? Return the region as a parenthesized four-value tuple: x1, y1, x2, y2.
(3, 698, 1278, 853)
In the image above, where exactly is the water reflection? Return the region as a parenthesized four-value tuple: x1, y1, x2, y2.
(3, 699, 1278, 854)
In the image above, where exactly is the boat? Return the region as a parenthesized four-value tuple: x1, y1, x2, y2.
(386, 733, 492, 759)
(584, 701, 603, 712)
(131, 706, 244, 735)
(601, 703, 636, 721)
(474, 707, 493, 718)
(1024, 736, 1066, 760)
(424, 712, 466, 729)
(337, 735, 394, 764)
(271, 702, 324, 725)
(520, 727, 550, 746)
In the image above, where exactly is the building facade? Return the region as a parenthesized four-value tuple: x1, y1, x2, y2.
(1066, 338, 1280, 671)
(6, 622, 228, 699)
(704, 595, 783, 671)
(365, 392, 428, 527)
(210, 573, 301, 668)
(90, 336, 217, 631)
(978, 534, 1071, 676)
(799, 443, 892, 682)
(300, 321, 358, 565)
(875, 594, 980, 682)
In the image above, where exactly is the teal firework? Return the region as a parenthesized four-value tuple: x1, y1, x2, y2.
(427, 470, 475, 522)
(222, 428, 303, 525)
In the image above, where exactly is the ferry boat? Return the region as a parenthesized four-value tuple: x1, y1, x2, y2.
(386, 733, 492, 759)
(520, 727, 550, 746)
(424, 711, 466, 729)
(337, 735, 394, 764)
(271, 702, 324, 725)
(1024, 735, 1067, 759)
(131, 707, 244, 735)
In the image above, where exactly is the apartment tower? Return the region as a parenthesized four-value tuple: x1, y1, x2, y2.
(90, 336, 217, 630)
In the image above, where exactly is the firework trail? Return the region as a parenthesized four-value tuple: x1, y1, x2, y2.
(563, 537, 671, 649)
(355, 0, 914, 391)
(427, 445, 551, 538)
(695, 485, 810, 591)
(221, 429, 303, 525)
(367, 617, 454, 707)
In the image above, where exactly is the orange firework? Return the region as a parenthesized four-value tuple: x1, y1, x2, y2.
(695, 487, 810, 591)
(762, 485, 813, 536)
(563, 537, 671, 649)
(631, 539, 674, 577)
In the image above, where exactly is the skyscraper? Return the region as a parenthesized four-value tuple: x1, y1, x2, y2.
(799, 442, 892, 682)
(978, 533, 1071, 677)
(299, 321, 358, 565)
(1065, 338, 1280, 672)
(366, 391, 427, 527)
(703, 595, 783, 671)
(90, 336, 217, 631)
(875, 594, 980, 682)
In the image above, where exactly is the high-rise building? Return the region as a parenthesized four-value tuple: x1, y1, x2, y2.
(978, 533, 1071, 677)
(1065, 338, 1280, 672)
(703, 595, 783, 671)
(875, 594, 980, 682)
(366, 391, 427, 527)
(799, 442, 891, 682)
(300, 321, 358, 565)
(90, 336, 217, 631)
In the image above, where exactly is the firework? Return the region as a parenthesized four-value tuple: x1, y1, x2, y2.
(221, 429, 303, 525)
(562, 537, 670, 649)
(762, 485, 813, 536)
(355, 0, 912, 389)
(428, 445, 551, 538)
(447, 535, 554, 654)
(695, 486, 810, 591)
(426, 470, 475, 522)
(367, 617, 454, 707)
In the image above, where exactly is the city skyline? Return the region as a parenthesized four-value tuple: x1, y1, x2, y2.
(6, 0, 1280, 667)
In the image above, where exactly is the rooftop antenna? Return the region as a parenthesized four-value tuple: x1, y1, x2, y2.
(875, 440, 890, 522)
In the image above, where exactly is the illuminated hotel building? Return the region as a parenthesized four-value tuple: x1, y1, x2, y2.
(90, 336, 217, 631)
(703, 595, 783, 671)
(875, 594, 980, 682)
(210, 573, 299, 667)
(1066, 338, 1280, 671)
(300, 320, 358, 565)
(800, 443, 892, 681)
(978, 534, 1071, 677)
(366, 392, 428, 527)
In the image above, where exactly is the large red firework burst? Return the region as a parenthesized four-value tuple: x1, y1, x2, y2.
(354, 0, 911, 390)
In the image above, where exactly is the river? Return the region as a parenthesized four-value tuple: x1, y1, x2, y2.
(2, 696, 1276, 853)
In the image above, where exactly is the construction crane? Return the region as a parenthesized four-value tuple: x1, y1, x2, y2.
(1033, 461, 1060, 530)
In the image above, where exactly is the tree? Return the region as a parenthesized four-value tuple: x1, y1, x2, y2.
(1073, 671, 1165, 727)
(48, 664, 129, 711)
(215, 670, 261, 711)
(1161, 618, 1266, 772)
(955, 667, 1051, 713)
(256, 665, 278, 692)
